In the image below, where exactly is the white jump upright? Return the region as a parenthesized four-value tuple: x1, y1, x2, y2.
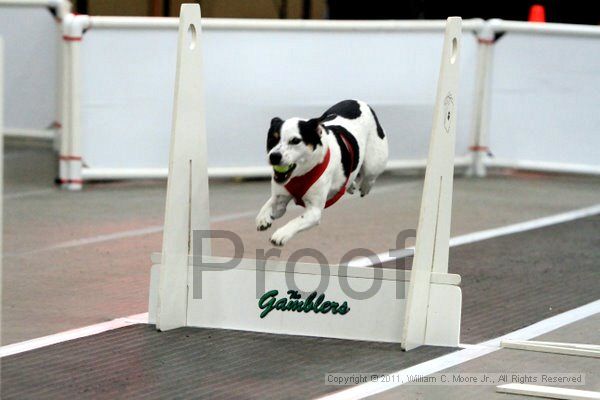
(150, 4, 462, 350)
(155, 3, 210, 331)
(402, 17, 462, 351)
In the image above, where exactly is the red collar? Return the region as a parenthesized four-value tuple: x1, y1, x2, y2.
(284, 132, 354, 209)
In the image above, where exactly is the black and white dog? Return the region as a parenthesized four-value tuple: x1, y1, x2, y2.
(256, 100, 389, 246)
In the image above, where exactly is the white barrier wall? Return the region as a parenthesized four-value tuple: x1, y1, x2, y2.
(0, 1, 68, 137)
(5, 11, 600, 185)
(485, 21, 600, 174)
(77, 19, 481, 179)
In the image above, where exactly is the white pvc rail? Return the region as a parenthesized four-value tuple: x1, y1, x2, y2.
(0, 0, 59, 6)
(488, 18, 600, 38)
(87, 16, 485, 32)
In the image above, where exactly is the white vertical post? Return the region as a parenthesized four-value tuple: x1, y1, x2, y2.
(52, 0, 72, 153)
(156, 4, 210, 331)
(466, 21, 494, 178)
(68, 31, 82, 191)
(58, 16, 70, 188)
(402, 17, 462, 351)
(60, 13, 88, 190)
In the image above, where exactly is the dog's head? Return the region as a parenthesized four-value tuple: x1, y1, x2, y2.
(266, 117, 324, 184)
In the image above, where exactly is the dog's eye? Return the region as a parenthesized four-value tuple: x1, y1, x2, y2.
(289, 138, 302, 145)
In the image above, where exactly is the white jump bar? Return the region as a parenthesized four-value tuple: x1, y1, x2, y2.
(501, 339, 600, 358)
(497, 384, 600, 400)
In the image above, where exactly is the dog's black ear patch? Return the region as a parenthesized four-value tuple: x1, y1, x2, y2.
(327, 125, 360, 177)
(368, 106, 385, 139)
(320, 100, 362, 122)
(267, 117, 283, 151)
(298, 118, 322, 149)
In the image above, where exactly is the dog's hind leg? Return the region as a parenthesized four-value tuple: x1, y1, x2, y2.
(358, 146, 386, 197)
(359, 109, 388, 197)
(347, 179, 358, 195)
(358, 173, 375, 196)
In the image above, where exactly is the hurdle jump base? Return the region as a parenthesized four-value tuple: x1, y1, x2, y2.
(148, 255, 461, 345)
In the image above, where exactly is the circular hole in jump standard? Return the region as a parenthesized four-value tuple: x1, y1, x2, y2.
(187, 24, 197, 50)
(450, 38, 457, 64)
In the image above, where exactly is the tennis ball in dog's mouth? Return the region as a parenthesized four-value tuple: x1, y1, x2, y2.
(273, 165, 291, 173)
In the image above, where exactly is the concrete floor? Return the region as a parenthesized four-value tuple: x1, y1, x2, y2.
(3, 139, 600, 344)
(3, 213, 599, 399)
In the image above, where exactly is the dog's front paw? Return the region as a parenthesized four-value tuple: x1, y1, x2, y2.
(270, 227, 294, 247)
(256, 212, 273, 231)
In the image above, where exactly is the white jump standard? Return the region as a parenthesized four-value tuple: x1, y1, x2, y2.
(149, 4, 463, 349)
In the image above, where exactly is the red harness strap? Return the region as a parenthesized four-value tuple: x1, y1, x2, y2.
(284, 131, 355, 209)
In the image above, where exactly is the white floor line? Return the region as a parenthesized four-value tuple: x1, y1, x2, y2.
(0, 313, 148, 358)
(349, 203, 600, 267)
(7, 210, 257, 257)
(315, 300, 600, 400)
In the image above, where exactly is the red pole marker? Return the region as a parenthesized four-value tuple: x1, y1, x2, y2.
(528, 4, 546, 23)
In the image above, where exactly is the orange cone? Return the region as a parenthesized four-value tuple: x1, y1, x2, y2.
(528, 4, 546, 22)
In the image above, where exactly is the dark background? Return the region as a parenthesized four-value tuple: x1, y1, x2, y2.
(327, 0, 600, 25)
(73, 0, 600, 24)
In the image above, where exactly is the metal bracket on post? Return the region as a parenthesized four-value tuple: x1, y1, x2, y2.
(156, 4, 210, 331)
(402, 17, 462, 351)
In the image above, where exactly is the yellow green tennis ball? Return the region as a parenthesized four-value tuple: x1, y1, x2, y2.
(273, 165, 291, 173)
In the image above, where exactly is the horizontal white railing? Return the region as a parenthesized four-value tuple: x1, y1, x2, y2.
(0, 0, 60, 7)
(87, 16, 485, 32)
(487, 159, 600, 176)
(488, 18, 600, 37)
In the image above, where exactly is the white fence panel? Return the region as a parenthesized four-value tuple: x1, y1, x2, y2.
(79, 20, 479, 176)
(487, 26, 600, 173)
(0, 3, 60, 135)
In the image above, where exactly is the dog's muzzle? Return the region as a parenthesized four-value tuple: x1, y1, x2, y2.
(272, 164, 296, 184)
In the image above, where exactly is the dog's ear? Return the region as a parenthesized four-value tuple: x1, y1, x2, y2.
(308, 118, 325, 136)
(267, 117, 283, 151)
(270, 117, 283, 130)
(298, 118, 323, 149)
